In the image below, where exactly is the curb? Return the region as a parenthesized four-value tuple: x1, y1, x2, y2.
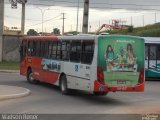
(0, 86, 31, 101)
(0, 70, 19, 73)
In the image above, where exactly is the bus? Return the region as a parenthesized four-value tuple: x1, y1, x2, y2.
(20, 35, 145, 95)
(144, 37, 160, 79)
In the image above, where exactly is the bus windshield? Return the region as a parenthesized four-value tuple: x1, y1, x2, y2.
(98, 35, 144, 87)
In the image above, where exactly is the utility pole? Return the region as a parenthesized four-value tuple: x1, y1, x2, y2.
(142, 15, 144, 27)
(131, 16, 132, 26)
(61, 13, 66, 35)
(21, 2, 25, 34)
(76, 0, 80, 32)
(80, 23, 82, 32)
(0, 0, 4, 62)
(82, 0, 89, 34)
(155, 12, 157, 24)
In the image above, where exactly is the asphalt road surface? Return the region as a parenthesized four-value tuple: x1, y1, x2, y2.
(0, 72, 160, 114)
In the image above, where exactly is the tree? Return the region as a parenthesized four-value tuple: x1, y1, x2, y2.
(53, 28, 60, 35)
(128, 26, 134, 33)
(27, 29, 38, 36)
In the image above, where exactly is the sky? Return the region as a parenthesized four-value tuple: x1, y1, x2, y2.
(4, 0, 160, 33)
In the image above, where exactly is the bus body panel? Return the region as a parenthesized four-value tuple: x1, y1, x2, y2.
(96, 35, 145, 92)
(20, 57, 28, 76)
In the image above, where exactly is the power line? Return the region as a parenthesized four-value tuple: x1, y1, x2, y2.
(26, 18, 61, 28)
(27, 1, 160, 6)
(5, 3, 160, 12)
(28, 1, 160, 6)
(25, 14, 61, 28)
(28, 3, 160, 11)
(5, 15, 42, 21)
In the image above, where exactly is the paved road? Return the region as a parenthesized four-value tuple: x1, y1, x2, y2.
(0, 72, 160, 114)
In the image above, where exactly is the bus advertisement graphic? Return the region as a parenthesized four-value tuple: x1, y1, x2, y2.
(41, 59, 61, 72)
(98, 36, 144, 86)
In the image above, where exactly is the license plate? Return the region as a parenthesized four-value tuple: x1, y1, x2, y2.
(117, 80, 126, 84)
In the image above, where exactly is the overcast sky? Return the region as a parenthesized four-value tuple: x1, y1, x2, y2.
(4, 0, 160, 33)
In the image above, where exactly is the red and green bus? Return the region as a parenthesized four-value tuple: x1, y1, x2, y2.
(20, 35, 145, 95)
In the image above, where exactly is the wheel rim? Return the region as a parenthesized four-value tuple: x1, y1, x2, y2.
(61, 80, 66, 92)
(29, 73, 34, 82)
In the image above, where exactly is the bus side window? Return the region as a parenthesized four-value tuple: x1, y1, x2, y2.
(28, 41, 37, 56)
(157, 46, 160, 60)
(20, 40, 27, 60)
(57, 41, 61, 60)
(50, 41, 57, 59)
(40, 41, 44, 57)
(48, 41, 52, 58)
(150, 46, 156, 60)
(81, 41, 94, 64)
(32, 41, 36, 56)
(70, 41, 81, 63)
(35, 41, 40, 57)
(28, 41, 33, 56)
(145, 45, 148, 60)
(44, 41, 49, 58)
(61, 41, 70, 61)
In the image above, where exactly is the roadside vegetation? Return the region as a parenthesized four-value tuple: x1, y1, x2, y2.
(0, 61, 19, 70)
(105, 23, 160, 37)
(64, 23, 160, 37)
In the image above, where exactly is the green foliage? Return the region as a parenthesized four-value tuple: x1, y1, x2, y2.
(65, 31, 79, 35)
(128, 26, 133, 33)
(53, 28, 60, 35)
(27, 29, 38, 36)
(105, 23, 160, 37)
(136, 28, 160, 37)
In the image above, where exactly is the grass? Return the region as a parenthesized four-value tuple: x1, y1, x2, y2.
(0, 61, 19, 70)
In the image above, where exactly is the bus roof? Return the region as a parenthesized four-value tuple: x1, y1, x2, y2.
(23, 35, 144, 41)
(23, 35, 96, 41)
(143, 37, 160, 44)
(23, 36, 59, 41)
(57, 34, 96, 40)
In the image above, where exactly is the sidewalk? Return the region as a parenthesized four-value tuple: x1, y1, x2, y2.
(0, 85, 30, 100)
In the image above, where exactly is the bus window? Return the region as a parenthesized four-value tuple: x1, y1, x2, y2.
(28, 41, 37, 56)
(28, 41, 34, 56)
(50, 41, 57, 59)
(32, 41, 36, 56)
(44, 42, 49, 58)
(20, 40, 27, 60)
(40, 41, 45, 57)
(35, 41, 40, 57)
(62, 41, 70, 61)
(81, 41, 94, 64)
(57, 42, 61, 60)
(70, 41, 81, 62)
(145, 45, 148, 60)
(157, 45, 160, 60)
(48, 41, 52, 58)
(150, 46, 156, 60)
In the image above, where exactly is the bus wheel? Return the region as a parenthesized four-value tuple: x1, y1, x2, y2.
(93, 92, 108, 96)
(27, 69, 39, 84)
(60, 75, 68, 95)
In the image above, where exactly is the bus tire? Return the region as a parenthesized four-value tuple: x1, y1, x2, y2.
(27, 69, 39, 84)
(60, 75, 69, 95)
(93, 92, 108, 96)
